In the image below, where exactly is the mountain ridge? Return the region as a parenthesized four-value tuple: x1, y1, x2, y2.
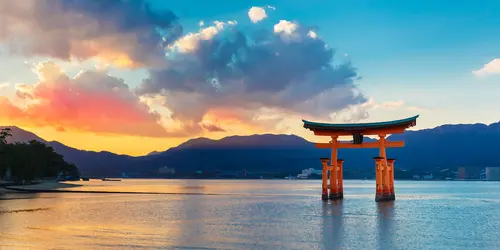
(2, 121, 500, 177)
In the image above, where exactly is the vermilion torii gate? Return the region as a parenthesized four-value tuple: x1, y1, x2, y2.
(302, 115, 419, 202)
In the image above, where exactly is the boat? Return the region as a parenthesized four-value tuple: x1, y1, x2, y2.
(102, 178, 121, 181)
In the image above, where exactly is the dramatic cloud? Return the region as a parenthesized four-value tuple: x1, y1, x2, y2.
(0, 0, 181, 68)
(0, 3, 376, 137)
(248, 7, 268, 23)
(473, 59, 500, 77)
(138, 19, 365, 132)
(0, 61, 171, 137)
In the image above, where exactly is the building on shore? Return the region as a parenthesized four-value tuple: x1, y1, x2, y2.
(297, 168, 322, 179)
(422, 173, 433, 180)
(158, 166, 175, 175)
(486, 167, 500, 181)
(457, 167, 480, 180)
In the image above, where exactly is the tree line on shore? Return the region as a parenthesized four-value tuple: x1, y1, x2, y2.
(0, 128, 80, 183)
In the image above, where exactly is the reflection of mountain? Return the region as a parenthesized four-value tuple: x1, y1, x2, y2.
(3, 121, 500, 177)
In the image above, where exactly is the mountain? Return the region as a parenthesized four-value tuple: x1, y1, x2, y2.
(1, 126, 134, 177)
(147, 151, 162, 156)
(3, 126, 46, 143)
(3, 121, 500, 178)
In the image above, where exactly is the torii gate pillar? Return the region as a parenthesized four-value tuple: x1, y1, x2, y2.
(303, 115, 419, 202)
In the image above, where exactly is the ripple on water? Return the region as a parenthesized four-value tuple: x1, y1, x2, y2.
(1, 180, 500, 249)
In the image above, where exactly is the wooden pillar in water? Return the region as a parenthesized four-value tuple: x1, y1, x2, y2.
(329, 136, 341, 200)
(383, 157, 391, 196)
(320, 158, 329, 200)
(376, 134, 395, 202)
(374, 157, 384, 201)
(337, 159, 344, 199)
(387, 158, 396, 200)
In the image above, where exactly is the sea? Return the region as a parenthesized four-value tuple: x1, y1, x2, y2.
(1, 179, 500, 250)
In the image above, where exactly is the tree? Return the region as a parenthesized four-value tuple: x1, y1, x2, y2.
(0, 128, 12, 177)
(0, 128, 12, 145)
(0, 129, 80, 182)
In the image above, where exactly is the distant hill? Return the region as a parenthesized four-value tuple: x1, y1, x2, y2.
(3, 121, 500, 177)
(1, 126, 134, 177)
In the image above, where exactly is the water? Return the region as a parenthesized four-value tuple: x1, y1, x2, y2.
(1, 180, 500, 250)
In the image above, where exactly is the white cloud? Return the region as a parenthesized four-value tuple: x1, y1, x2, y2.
(267, 5, 276, 10)
(0, 82, 10, 91)
(199, 20, 204, 26)
(307, 30, 318, 39)
(274, 20, 298, 35)
(473, 59, 500, 77)
(248, 7, 268, 23)
(330, 98, 427, 123)
(169, 21, 235, 53)
(368, 98, 427, 112)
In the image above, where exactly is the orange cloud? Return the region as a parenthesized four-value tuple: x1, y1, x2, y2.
(0, 61, 169, 137)
(201, 107, 287, 134)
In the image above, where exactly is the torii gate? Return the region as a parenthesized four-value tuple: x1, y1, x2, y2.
(302, 115, 419, 202)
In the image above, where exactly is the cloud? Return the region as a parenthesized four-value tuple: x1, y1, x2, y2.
(201, 123, 226, 132)
(330, 98, 427, 122)
(168, 21, 234, 53)
(0, 0, 181, 68)
(307, 31, 318, 39)
(0, 61, 173, 137)
(248, 7, 268, 23)
(137, 19, 365, 133)
(267, 5, 276, 11)
(473, 59, 500, 77)
(0, 82, 9, 91)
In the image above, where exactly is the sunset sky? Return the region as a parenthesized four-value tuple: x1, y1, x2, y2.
(1, 0, 500, 156)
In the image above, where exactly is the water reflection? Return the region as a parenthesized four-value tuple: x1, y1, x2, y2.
(3, 180, 500, 249)
(322, 200, 344, 249)
(377, 201, 395, 249)
(175, 182, 208, 248)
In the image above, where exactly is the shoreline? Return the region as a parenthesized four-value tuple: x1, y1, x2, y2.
(1, 181, 249, 196)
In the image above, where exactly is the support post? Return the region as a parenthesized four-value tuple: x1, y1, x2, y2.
(383, 157, 391, 196)
(374, 157, 384, 201)
(320, 158, 329, 200)
(337, 159, 344, 199)
(329, 136, 340, 200)
(387, 158, 396, 200)
(375, 156, 395, 202)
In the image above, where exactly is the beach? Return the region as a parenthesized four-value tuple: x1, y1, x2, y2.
(1, 180, 82, 193)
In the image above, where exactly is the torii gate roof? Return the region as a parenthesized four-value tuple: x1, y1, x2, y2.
(302, 115, 419, 135)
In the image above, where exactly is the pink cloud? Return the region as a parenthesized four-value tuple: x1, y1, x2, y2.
(0, 61, 170, 137)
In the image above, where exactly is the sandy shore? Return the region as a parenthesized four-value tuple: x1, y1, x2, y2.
(3, 180, 82, 193)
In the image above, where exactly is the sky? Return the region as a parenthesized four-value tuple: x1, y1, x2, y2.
(1, 0, 500, 156)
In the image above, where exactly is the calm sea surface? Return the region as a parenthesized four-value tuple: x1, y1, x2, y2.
(1, 179, 500, 250)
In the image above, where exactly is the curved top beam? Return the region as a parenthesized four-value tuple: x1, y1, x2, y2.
(302, 115, 419, 132)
